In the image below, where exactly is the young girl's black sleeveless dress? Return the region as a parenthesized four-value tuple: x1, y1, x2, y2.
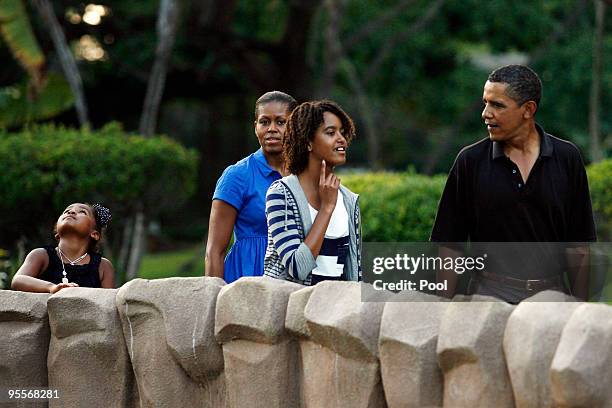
(39, 246, 102, 288)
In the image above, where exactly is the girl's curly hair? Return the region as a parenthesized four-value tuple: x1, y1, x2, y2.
(283, 100, 356, 175)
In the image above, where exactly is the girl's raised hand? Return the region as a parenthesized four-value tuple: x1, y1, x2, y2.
(49, 282, 79, 294)
(319, 160, 340, 212)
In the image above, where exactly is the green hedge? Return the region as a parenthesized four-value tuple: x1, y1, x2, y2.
(343, 160, 611, 242)
(342, 172, 446, 241)
(0, 123, 198, 246)
(587, 158, 612, 239)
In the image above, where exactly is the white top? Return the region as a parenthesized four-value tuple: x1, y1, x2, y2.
(308, 193, 349, 277)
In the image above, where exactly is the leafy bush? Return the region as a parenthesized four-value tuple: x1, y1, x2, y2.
(0, 123, 198, 247)
(344, 161, 611, 242)
(341, 172, 445, 241)
(587, 159, 612, 239)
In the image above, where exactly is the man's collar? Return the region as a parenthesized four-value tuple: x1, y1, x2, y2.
(491, 139, 505, 160)
(254, 148, 280, 176)
(491, 123, 553, 160)
(537, 123, 553, 157)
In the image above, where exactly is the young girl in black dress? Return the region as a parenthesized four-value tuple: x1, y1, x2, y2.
(11, 203, 115, 293)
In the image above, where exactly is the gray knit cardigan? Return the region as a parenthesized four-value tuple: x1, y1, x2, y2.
(263, 174, 361, 286)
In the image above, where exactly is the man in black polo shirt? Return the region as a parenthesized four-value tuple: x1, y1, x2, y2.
(430, 64, 596, 303)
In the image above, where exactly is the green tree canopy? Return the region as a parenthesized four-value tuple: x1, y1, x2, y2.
(0, 122, 198, 249)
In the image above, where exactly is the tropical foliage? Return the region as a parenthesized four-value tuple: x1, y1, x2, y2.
(0, 0, 75, 126)
(0, 0, 608, 273)
(342, 172, 445, 241)
(587, 158, 612, 239)
(0, 123, 198, 249)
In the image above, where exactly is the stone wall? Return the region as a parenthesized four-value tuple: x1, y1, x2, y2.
(1, 278, 611, 408)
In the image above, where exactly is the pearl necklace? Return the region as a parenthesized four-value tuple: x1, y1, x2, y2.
(56, 247, 88, 284)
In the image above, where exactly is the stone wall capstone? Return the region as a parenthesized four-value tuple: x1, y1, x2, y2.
(299, 281, 388, 408)
(0, 290, 50, 408)
(550, 303, 612, 408)
(503, 290, 580, 408)
(379, 291, 449, 408)
(2, 281, 612, 408)
(47, 288, 138, 408)
(437, 295, 516, 408)
(215, 276, 303, 408)
(116, 277, 226, 408)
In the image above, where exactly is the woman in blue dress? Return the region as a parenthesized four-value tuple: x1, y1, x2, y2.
(205, 91, 298, 283)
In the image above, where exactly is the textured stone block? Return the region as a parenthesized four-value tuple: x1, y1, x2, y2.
(551, 303, 612, 408)
(116, 277, 226, 408)
(0, 290, 49, 408)
(437, 300, 515, 408)
(47, 288, 137, 408)
(305, 281, 385, 360)
(503, 290, 580, 408)
(215, 277, 303, 408)
(301, 281, 387, 408)
(299, 340, 381, 408)
(285, 286, 315, 339)
(379, 291, 448, 408)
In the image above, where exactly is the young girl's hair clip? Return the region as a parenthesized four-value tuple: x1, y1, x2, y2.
(92, 204, 112, 228)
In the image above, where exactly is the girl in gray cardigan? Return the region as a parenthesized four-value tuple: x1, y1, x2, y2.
(263, 100, 361, 286)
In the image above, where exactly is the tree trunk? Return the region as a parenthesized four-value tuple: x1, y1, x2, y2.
(116, 217, 134, 284)
(125, 0, 181, 281)
(320, 0, 380, 168)
(344, 62, 380, 169)
(321, 0, 445, 169)
(279, 0, 324, 99)
(16, 235, 26, 265)
(589, 0, 606, 163)
(317, 0, 347, 97)
(139, 0, 180, 137)
(30, 0, 89, 127)
(125, 212, 146, 281)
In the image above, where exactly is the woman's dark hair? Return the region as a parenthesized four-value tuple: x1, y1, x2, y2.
(283, 100, 356, 175)
(254, 91, 298, 119)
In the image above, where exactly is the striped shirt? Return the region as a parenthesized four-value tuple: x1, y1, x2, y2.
(264, 181, 314, 285)
(308, 193, 349, 277)
(264, 177, 361, 285)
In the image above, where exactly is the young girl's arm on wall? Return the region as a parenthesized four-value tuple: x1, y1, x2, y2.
(11, 249, 78, 293)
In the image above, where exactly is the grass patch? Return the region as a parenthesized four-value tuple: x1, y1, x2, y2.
(139, 246, 203, 280)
